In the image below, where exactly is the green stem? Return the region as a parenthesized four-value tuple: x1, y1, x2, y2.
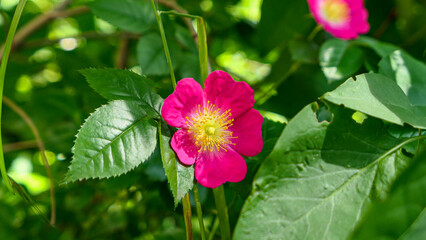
(160, 10, 198, 19)
(182, 193, 193, 240)
(160, 10, 210, 86)
(3, 96, 56, 225)
(208, 216, 220, 240)
(213, 185, 231, 240)
(0, 0, 27, 193)
(307, 24, 322, 42)
(150, 0, 176, 89)
(197, 17, 208, 85)
(193, 183, 207, 240)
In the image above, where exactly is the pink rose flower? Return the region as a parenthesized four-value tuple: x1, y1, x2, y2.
(161, 71, 263, 188)
(307, 0, 370, 40)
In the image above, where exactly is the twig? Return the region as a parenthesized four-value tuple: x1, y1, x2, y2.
(22, 31, 140, 49)
(3, 140, 38, 152)
(115, 34, 130, 69)
(2, 96, 56, 226)
(373, 8, 396, 39)
(0, 2, 89, 59)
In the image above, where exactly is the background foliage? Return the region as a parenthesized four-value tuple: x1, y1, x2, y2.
(0, 0, 425, 239)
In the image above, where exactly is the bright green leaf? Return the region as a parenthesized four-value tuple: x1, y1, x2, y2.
(234, 103, 414, 239)
(64, 100, 158, 183)
(323, 73, 426, 129)
(88, 0, 155, 33)
(158, 121, 194, 207)
(79, 68, 163, 114)
(319, 39, 364, 82)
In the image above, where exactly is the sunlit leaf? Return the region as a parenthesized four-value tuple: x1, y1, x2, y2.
(323, 73, 426, 129)
(379, 50, 426, 107)
(319, 39, 364, 82)
(234, 103, 415, 239)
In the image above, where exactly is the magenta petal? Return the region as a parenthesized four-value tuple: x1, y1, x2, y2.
(171, 129, 199, 165)
(204, 71, 254, 119)
(308, 0, 369, 40)
(230, 109, 263, 157)
(161, 78, 203, 128)
(195, 148, 247, 188)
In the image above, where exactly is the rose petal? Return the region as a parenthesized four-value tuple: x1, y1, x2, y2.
(308, 0, 370, 40)
(171, 129, 199, 165)
(204, 71, 254, 119)
(195, 148, 247, 188)
(161, 78, 203, 128)
(230, 109, 263, 157)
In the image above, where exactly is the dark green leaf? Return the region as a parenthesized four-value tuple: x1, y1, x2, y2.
(88, 0, 155, 33)
(79, 68, 163, 114)
(64, 100, 158, 183)
(379, 50, 426, 107)
(234, 103, 414, 239)
(137, 33, 181, 76)
(351, 147, 426, 240)
(158, 121, 194, 207)
(323, 73, 426, 129)
(319, 39, 364, 82)
(254, 0, 312, 54)
(355, 36, 400, 58)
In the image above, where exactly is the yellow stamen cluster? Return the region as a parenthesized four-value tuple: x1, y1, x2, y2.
(322, 0, 349, 23)
(186, 101, 237, 152)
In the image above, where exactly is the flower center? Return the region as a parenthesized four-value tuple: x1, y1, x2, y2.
(321, 0, 349, 23)
(186, 101, 237, 152)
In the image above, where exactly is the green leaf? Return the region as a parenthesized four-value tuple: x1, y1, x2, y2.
(319, 39, 364, 82)
(351, 147, 426, 240)
(79, 68, 163, 114)
(322, 73, 426, 129)
(87, 0, 155, 33)
(137, 33, 181, 76)
(379, 50, 426, 107)
(234, 103, 415, 239)
(354, 36, 400, 58)
(158, 121, 194, 207)
(64, 100, 158, 183)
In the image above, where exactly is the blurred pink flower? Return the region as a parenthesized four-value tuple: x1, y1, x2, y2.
(307, 0, 370, 40)
(161, 71, 263, 188)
